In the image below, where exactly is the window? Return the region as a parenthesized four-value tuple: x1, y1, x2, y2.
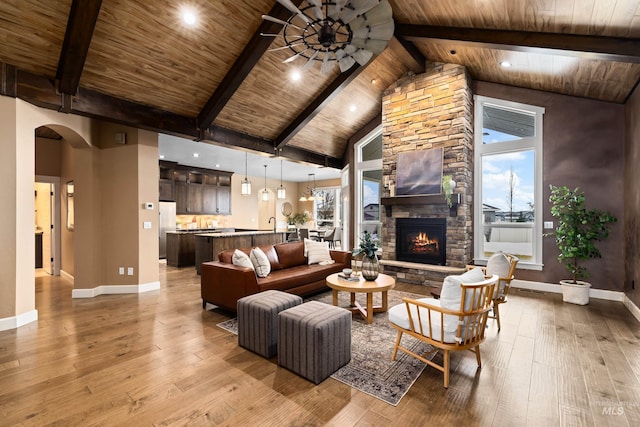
(313, 187, 340, 229)
(474, 96, 544, 269)
(355, 127, 382, 240)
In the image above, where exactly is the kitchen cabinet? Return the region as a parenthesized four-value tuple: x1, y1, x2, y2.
(162, 164, 232, 215)
(166, 232, 196, 267)
(159, 160, 177, 201)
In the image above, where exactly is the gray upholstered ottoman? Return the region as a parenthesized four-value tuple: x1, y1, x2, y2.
(278, 301, 351, 384)
(237, 290, 303, 358)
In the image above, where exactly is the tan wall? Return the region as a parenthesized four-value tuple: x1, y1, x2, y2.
(35, 137, 61, 177)
(230, 174, 301, 230)
(60, 140, 75, 276)
(137, 130, 159, 285)
(0, 96, 19, 318)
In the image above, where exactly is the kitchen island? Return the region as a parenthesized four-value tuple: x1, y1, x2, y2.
(194, 231, 286, 274)
(166, 228, 235, 268)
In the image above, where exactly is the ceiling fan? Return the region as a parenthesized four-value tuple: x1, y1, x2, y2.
(262, 0, 394, 73)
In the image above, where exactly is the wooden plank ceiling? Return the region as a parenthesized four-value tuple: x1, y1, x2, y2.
(0, 0, 638, 167)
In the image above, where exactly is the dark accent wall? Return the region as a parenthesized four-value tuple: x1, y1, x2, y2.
(474, 81, 625, 291)
(625, 86, 640, 305)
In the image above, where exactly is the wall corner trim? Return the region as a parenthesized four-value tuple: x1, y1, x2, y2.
(0, 309, 38, 332)
(71, 281, 160, 298)
(624, 296, 640, 323)
(60, 270, 74, 284)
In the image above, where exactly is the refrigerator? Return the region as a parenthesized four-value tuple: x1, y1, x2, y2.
(159, 201, 176, 258)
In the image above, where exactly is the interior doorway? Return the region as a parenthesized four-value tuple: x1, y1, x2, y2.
(35, 177, 61, 276)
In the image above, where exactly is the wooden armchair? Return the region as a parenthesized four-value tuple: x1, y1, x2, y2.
(388, 271, 498, 388)
(467, 252, 519, 331)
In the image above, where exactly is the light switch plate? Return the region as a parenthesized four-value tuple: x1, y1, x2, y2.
(143, 221, 152, 229)
(544, 221, 554, 229)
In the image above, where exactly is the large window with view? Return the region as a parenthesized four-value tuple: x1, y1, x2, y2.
(474, 96, 544, 269)
(355, 128, 382, 241)
(313, 187, 340, 229)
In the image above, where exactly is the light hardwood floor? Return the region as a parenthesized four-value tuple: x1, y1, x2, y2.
(1, 264, 639, 426)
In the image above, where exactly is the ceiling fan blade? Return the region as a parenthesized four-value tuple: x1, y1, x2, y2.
(349, 1, 393, 29)
(321, 52, 334, 74)
(283, 48, 309, 63)
(352, 21, 394, 41)
(351, 48, 374, 65)
(261, 14, 304, 31)
(339, 0, 379, 24)
(307, 0, 324, 20)
(327, 0, 349, 20)
(276, 0, 312, 24)
(336, 49, 356, 72)
(301, 50, 320, 72)
(350, 37, 389, 54)
(267, 42, 305, 52)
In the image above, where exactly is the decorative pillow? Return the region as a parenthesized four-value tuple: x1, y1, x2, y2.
(486, 252, 512, 298)
(440, 267, 485, 333)
(232, 249, 254, 270)
(304, 238, 333, 265)
(250, 247, 271, 278)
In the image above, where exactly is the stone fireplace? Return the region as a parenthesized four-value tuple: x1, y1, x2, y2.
(380, 63, 474, 287)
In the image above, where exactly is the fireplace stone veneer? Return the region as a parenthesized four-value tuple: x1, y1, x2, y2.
(380, 63, 474, 287)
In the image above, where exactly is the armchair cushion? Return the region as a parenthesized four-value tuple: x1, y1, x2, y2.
(440, 267, 485, 333)
(486, 252, 514, 298)
(388, 297, 457, 343)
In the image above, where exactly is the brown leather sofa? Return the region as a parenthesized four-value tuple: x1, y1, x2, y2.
(201, 241, 352, 312)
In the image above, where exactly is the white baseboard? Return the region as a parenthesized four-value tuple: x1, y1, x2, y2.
(60, 269, 74, 283)
(0, 309, 38, 332)
(512, 279, 625, 302)
(624, 296, 640, 323)
(72, 281, 160, 298)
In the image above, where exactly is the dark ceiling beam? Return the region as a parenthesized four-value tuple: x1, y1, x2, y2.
(396, 24, 640, 64)
(275, 63, 366, 149)
(196, 0, 304, 130)
(56, 0, 102, 95)
(7, 63, 341, 167)
(204, 126, 342, 169)
(393, 34, 426, 74)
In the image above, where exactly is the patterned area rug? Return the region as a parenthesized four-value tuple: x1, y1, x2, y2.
(216, 290, 434, 406)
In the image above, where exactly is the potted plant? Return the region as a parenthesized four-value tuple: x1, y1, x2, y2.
(441, 175, 456, 208)
(545, 185, 617, 305)
(353, 231, 381, 281)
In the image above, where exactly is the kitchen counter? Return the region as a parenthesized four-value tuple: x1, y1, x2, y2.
(194, 231, 286, 274)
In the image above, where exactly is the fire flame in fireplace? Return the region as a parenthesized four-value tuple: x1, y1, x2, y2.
(411, 232, 439, 254)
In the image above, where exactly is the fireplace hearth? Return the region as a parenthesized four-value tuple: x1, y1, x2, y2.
(396, 218, 446, 265)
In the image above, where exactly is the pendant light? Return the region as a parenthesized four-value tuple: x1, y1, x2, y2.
(277, 160, 286, 199)
(261, 165, 269, 201)
(241, 152, 251, 195)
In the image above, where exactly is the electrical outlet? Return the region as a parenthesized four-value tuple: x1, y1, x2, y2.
(118, 267, 124, 275)
(127, 267, 134, 276)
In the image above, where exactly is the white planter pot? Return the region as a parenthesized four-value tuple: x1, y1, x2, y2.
(559, 280, 591, 305)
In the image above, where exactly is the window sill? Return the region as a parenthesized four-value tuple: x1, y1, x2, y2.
(473, 259, 543, 271)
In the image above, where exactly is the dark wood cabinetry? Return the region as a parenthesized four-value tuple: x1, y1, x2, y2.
(166, 232, 196, 267)
(160, 163, 233, 215)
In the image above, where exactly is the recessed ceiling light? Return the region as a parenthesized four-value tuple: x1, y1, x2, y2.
(180, 7, 197, 26)
(500, 61, 512, 67)
(193, 153, 199, 158)
(215, 164, 220, 168)
(349, 105, 357, 112)
(290, 70, 302, 81)
(159, 154, 165, 159)
(371, 78, 377, 84)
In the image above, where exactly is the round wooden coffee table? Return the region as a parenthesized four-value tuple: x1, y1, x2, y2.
(326, 273, 396, 324)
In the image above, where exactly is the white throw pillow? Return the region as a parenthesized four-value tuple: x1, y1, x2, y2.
(486, 252, 512, 298)
(439, 267, 485, 333)
(304, 238, 333, 265)
(232, 249, 254, 270)
(250, 247, 271, 278)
